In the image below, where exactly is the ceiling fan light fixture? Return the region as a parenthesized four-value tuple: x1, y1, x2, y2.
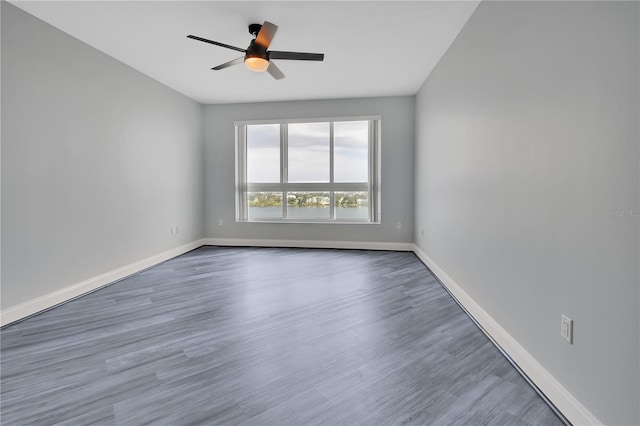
(245, 56, 269, 72)
(188, 20, 324, 79)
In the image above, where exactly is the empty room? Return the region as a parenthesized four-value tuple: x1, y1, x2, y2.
(1, 1, 638, 425)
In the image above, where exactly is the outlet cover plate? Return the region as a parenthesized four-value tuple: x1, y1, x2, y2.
(561, 314, 573, 344)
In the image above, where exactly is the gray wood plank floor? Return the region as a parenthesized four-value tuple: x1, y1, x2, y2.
(1, 246, 564, 425)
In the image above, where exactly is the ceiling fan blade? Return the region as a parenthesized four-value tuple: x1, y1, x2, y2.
(268, 51, 324, 61)
(255, 21, 278, 49)
(212, 56, 245, 71)
(267, 61, 285, 80)
(187, 35, 246, 53)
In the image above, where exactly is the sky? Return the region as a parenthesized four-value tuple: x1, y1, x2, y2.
(246, 121, 369, 183)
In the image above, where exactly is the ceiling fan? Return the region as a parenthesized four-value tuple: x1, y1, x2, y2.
(187, 21, 324, 80)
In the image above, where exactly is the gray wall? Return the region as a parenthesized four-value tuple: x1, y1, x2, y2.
(204, 97, 415, 243)
(1, 3, 204, 310)
(414, 1, 639, 424)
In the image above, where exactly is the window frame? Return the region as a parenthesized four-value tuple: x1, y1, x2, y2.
(235, 115, 381, 224)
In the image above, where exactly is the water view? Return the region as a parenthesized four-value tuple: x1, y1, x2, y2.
(248, 191, 369, 220)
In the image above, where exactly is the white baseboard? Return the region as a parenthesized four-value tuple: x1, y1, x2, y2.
(0, 239, 205, 327)
(412, 244, 601, 426)
(202, 237, 414, 252)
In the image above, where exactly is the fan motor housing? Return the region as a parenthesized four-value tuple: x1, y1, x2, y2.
(245, 39, 268, 60)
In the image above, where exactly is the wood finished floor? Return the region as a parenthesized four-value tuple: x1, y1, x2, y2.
(1, 247, 564, 425)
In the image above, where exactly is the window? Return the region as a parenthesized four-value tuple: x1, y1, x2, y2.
(236, 116, 380, 223)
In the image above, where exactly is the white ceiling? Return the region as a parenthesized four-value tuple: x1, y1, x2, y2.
(10, 1, 479, 104)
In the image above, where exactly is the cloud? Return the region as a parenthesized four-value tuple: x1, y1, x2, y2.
(246, 121, 369, 183)
(335, 121, 369, 150)
(247, 147, 280, 182)
(288, 148, 329, 182)
(288, 122, 330, 149)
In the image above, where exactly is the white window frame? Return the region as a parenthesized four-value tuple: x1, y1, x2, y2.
(235, 115, 381, 223)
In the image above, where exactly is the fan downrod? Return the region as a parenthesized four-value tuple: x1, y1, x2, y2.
(248, 24, 262, 37)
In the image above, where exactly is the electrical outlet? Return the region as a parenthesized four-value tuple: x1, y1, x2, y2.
(175, 226, 180, 234)
(560, 314, 573, 344)
(396, 221, 402, 230)
(218, 218, 223, 226)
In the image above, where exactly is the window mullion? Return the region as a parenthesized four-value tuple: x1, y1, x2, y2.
(282, 123, 288, 219)
(281, 122, 287, 184)
(329, 121, 335, 219)
(329, 121, 335, 184)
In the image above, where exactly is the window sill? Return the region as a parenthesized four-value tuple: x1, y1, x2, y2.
(238, 219, 380, 225)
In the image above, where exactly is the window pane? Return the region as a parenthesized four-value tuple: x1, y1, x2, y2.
(288, 122, 330, 182)
(287, 192, 330, 219)
(247, 124, 280, 183)
(335, 191, 369, 220)
(334, 121, 369, 182)
(248, 192, 282, 220)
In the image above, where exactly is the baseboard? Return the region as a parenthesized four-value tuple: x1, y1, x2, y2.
(203, 237, 414, 252)
(0, 239, 206, 327)
(412, 244, 601, 426)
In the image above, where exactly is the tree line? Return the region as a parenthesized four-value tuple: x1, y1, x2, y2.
(248, 192, 368, 208)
